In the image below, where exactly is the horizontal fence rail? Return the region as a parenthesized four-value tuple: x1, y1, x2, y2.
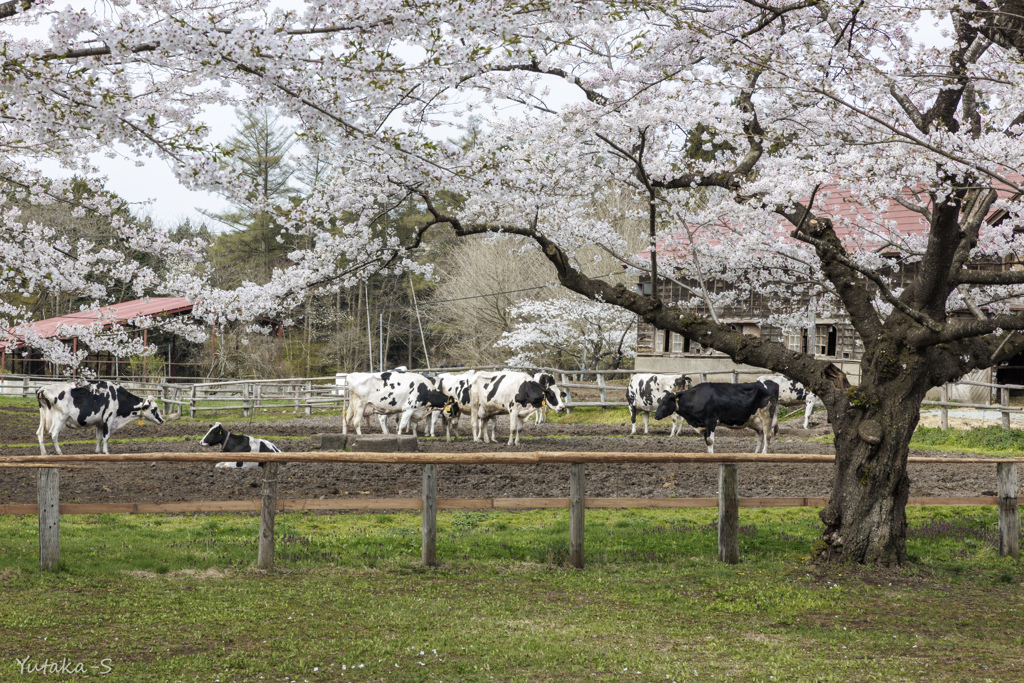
(2, 452, 1019, 570)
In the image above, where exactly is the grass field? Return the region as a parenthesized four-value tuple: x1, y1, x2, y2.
(0, 507, 1021, 682)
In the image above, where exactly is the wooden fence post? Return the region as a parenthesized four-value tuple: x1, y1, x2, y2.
(997, 462, 1019, 559)
(293, 383, 300, 413)
(699, 373, 707, 385)
(38, 468, 60, 571)
(242, 383, 251, 418)
(596, 373, 608, 408)
(258, 462, 279, 569)
(731, 370, 739, 384)
(940, 384, 949, 430)
(22, 375, 29, 398)
(1001, 387, 1011, 430)
(718, 464, 739, 564)
(422, 464, 437, 566)
(569, 463, 585, 569)
(305, 381, 312, 416)
(189, 385, 197, 419)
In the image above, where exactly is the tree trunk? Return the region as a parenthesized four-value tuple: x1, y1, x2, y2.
(820, 369, 928, 565)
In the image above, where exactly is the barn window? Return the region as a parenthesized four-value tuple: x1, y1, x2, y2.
(815, 325, 838, 357)
(655, 329, 665, 353)
(671, 332, 683, 353)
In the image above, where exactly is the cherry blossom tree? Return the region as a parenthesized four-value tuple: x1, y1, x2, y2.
(6, 1, 1024, 564)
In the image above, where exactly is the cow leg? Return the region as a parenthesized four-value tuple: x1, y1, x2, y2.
(398, 410, 412, 435)
(49, 422, 64, 456)
(629, 405, 637, 436)
(704, 420, 717, 454)
(669, 415, 677, 438)
(508, 407, 518, 446)
(643, 411, 650, 435)
(378, 414, 389, 434)
(804, 399, 813, 430)
(101, 423, 111, 455)
(758, 406, 772, 453)
(95, 425, 103, 453)
(36, 412, 48, 456)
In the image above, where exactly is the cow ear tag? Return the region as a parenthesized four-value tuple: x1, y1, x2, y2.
(138, 419, 144, 425)
(542, 399, 546, 406)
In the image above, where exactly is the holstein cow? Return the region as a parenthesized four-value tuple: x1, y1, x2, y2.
(625, 373, 692, 436)
(200, 422, 280, 469)
(343, 370, 445, 435)
(431, 371, 477, 441)
(756, 374, 823, 430)
(654, 381, 779, 454)
(396, 382, 449, 436)
(469, 371, 567, 445)
(36, 380, 164, 455)
(531, 372, 570, 424)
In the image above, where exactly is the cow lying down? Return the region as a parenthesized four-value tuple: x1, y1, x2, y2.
(199, 423, 280, 469)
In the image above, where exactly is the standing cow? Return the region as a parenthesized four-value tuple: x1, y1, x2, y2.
(625, 373, 692, 436)
(531, 372, 570, 424)
(431, 371, 477, 440)
(200, 422, 280, 469)
(756, 374, 823, 430)
(36, 380, 164, 455)
(342, 370, 444, 435)
(469, 371, 567, 445)
(654, 381, 779, 453)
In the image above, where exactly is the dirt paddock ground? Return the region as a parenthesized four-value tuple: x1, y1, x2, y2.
(0, 407, 1017, 506)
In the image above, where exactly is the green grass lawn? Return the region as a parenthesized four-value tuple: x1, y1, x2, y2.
(0, 507, 1021, 682)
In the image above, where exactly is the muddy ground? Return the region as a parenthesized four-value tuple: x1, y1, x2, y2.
(0, 407, 1015, 505)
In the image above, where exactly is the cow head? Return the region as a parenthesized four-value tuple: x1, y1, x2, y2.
(673, 375, 692, 392)
(543, 383, 568, 413)
(655, 392, 680, 420)
(200, 423, 228, 447)
(443, 397, 461, 418)
(136, 396, 164, 424)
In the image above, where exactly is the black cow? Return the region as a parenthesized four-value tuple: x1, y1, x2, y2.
(654, 381, 779, 453)
(36, 380, 164, 455)
(200, 422, 280, 469)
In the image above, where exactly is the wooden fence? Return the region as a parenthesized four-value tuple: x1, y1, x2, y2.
(1, 451, 1018, 571)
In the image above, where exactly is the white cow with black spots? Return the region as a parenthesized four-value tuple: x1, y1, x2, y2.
(343, 369, 446, 436)
(625, 373, 691, 436)
(200, 423, 280, 469)
(36, 380, 164, 455)
(469, 371, 568, 445)
(756, 374, 823, 430)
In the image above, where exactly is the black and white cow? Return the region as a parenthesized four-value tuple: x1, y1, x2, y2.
(199, 423, 280, 469)
(654, 381, 779, 454)
(756, 374, 823, 430)
(531, 372, 570, 424)
(396, 382, 449, 436)
(469, 371, 567, 445)
(431, 371, 477, 440)
(625, 373, 692, 436)
(342, 370, 443, 435)
(36, 380, 164, 456)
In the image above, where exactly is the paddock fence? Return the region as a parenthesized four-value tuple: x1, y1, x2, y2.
(0, 451, 1018, 571)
